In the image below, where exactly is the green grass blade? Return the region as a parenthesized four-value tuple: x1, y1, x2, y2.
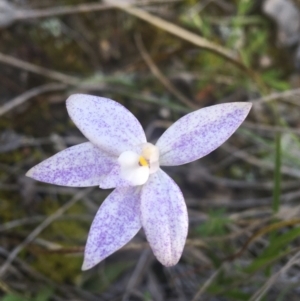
(272, 132, 281, 213)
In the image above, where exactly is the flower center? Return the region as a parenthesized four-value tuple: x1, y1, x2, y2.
(118, 143, 160, 186)
(139, 156, 148, 167)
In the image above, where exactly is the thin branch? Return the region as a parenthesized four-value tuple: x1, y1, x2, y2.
(134, 33, 198, 109)
(14, 0, 182, 20)
(227, 219, 300, 262)
(0, 52, 79, 85)
(221, 144, 300, 178)
(15, 2, 114, 20)
(0, 83, 66, 116)
(242, 121, 300, 135)
(249, 250, 300, 301)
(251, 88, 300, 105)
(191, 264, 224, 301)
(187, 167, 300, 191)
(0, 188, 94, 277)
(187, 189, 300, 209)
(30, 238, 207, 255)
(122, 250, 153, 301)
(114, 2, 249, 72)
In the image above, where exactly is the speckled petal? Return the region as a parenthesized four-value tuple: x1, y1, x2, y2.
(66, 94, 147, 156)
(140, 169, 188, 266)
(26, 142, 115, 187)
(82, 186, 142, 270)
(99, 164, 130, 189)
(156, 102, 252, 166)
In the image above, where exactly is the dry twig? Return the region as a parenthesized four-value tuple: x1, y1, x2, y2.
(0, 83, 66, 116)
(135, 33, 198, 109)
(0, 188, 94, 277)
(14, 0, 181, 20)
(221, 144, 300, 178)
(113, 2, 248, 71)
(191, 264, 224, 301)
(122, 250, 153, 301)
(251, 88, 300, 105)
(0, 52, 79, 85)
(249, 250, 300, 301)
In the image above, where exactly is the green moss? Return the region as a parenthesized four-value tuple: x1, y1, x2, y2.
(33, 254, 82, 283)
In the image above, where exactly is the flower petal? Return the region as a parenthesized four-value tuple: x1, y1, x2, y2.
(82, 186, 142, 270)
(156, 102, 252, 166)
(122, 166, 149, 186)
(118, 151, 140, 167)
(99, 164, 130, 189)
(140, 169, 188, 266)
(99, 164, 149, 188)
(26, 142, 115, 187)
(66, 94, 147, 156)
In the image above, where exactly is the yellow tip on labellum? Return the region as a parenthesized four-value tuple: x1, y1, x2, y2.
(139, 156, 148, 167)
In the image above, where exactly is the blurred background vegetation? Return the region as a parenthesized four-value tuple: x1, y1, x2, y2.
(1, 0, 300, 300)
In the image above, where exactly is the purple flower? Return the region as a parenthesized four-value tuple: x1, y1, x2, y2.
(26, 94, 251, 270)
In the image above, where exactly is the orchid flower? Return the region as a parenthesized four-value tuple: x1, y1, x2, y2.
(26, 94, 251, 270)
